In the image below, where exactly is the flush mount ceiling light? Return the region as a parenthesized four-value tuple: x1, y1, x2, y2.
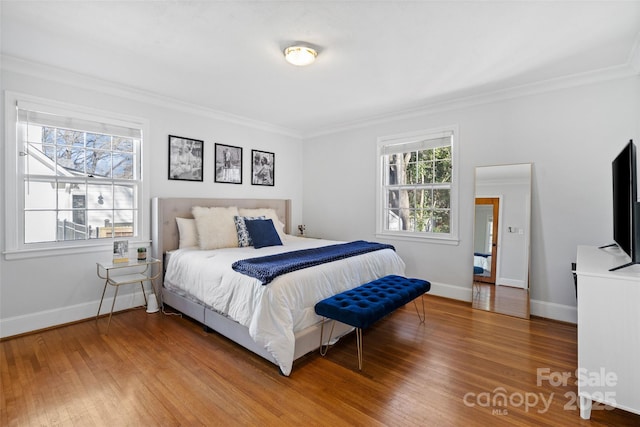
(283, 45, 318, 66)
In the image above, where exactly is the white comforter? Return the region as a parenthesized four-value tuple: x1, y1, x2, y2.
(164, 236, 406, 375)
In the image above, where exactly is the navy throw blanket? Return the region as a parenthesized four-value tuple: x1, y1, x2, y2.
(232, 240, 395, 285)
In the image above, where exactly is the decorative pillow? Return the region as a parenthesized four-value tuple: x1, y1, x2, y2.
(244, 218, 283, 249)
(234, 215, 266, 247)
(238, 208, 286, 242)
(175, 217, 199, 249)
(192, 206, 240, 249)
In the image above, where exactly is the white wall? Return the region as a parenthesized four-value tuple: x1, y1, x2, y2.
(303, 75, 640, 322)
(2, 63, 638, 336)
(0, 65, 303, 337)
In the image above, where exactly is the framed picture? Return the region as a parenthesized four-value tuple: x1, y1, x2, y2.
(214, 143, 243, 184)
(251, 150, 275, 186)
(168, 135, 204, 181)
(113, 240, 129, 263)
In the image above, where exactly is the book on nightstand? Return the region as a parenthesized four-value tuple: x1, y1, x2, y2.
(113, 240, 129, 263)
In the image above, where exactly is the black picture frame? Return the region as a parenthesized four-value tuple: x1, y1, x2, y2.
(214, 143, 243, 184)
(168, 135, 204, 181)
(251, 150, 275, 186)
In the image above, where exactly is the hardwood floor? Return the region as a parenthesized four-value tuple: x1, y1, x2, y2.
(2, 296, 639, 426)
(472, 282, 531, 319)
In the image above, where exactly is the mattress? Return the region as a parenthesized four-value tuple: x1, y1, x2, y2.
(163, 236, 406, 375)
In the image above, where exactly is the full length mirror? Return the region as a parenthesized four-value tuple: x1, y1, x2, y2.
(472, 163, 532, 318)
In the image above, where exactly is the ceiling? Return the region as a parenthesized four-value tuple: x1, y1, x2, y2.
(2, 1, 639, 137)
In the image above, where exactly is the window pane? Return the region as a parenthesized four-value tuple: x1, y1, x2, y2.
(433, 189, 450, 208)
(55, 145, 85, 173)
(42, 127, 55, 144)
(24, 211, 57, 243)
(414, 161, 432, 184)
(432, 210, 450, 233)
(72, 195, 86, 225)
(112, 152, 133, 179)
(435, 146, 451, 160)
(86, 150, 112, 177)
(86, 133, 111, 150)
(26, 144, 56, 176)
(90, 211, 114, 238)
(113, 137, 134, 152)
(414, 210, 429, 232)
(386, 209, 400, 230)
(387, 154, 402, 185)
(87, 184, 112, 209)
(407, 189, 416, 206)
(114, 184, 135, 209)
(113, 210, 134, 237)
(418, 149, 432, 161)
(414, 189, 432, 209)
(387, 189, 399, 209)
(55, 182, 84, 211)
(57, 210, 89, 240)
(24, 181, 57, 209)
(435, 159, 452, 182)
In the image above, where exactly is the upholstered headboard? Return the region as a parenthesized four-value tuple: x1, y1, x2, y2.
(150, 197, 292, 262)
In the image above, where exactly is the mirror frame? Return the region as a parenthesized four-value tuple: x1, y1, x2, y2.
(472, 163, 532, 318)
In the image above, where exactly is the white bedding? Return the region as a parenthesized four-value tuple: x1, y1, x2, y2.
(164, 236, 406, 375)
(474, 255, 492, 273)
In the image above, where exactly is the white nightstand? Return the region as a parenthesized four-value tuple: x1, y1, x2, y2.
(96, 257, 161, 333)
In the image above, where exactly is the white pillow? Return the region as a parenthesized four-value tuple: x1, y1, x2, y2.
(192, 206, 240, 249)
(238, 208, 287, 242)
(175, 217, 199, 249)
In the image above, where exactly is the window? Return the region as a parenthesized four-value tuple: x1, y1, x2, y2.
(5, 93, 148, 257)
(377, 127, 458, 243)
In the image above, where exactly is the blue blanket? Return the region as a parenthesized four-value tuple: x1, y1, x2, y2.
(232, 240, 395, 285)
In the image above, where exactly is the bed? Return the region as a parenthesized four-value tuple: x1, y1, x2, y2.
(473, 252, 491, 277)
(151, 197, 406, 376)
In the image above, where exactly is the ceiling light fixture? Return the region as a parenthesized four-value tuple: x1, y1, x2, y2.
(284, 45, 318, 66)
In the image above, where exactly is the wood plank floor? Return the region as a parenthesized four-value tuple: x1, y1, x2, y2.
(472, 282, 531, 319)
(2, 296, 639, 426)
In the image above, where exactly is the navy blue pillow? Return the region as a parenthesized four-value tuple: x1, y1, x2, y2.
(244, 218, 283, 249)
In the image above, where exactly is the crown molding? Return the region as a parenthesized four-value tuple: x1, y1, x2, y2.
(0, 55, 303, 139)
(304, 61, 640, 139)
(3, 53, 638, 141)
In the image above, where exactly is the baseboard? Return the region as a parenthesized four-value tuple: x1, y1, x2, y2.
(1, 283, 578, 339)
(496, 277, 526, 288)
(427, 281, 577, 324)
(0, 291, 147, 339)
(529, 299, 577, 324)
(427, 281, 473, 302)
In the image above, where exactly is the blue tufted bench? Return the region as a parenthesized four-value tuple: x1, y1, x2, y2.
(314, 275, 431, 370)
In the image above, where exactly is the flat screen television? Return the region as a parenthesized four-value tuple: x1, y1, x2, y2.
(609, 140, 640, 271)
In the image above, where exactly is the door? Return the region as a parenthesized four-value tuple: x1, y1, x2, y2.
(474, 197, 499, 284)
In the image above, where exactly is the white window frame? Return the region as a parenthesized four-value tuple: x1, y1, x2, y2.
(375, 125, 459, 245)
(3, 92, 151, 259)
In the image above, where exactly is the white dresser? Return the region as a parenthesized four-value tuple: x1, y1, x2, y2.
(575, 245, 640, 419)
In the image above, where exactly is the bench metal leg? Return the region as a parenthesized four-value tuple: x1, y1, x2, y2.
(319, 294, 426, 372)
(356, 327, 363, 370)
(318, 317, 336, 357)
(319, 318, 364, 370)
(412, 295, 426, 323)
